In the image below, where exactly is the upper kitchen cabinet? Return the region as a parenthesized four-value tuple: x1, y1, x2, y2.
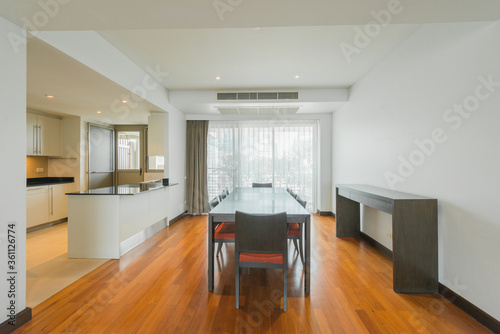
(148, 113, 166, 156)
(27, 112, 62, 156)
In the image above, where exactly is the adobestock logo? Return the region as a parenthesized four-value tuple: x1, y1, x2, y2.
(212, 0, 244, 21)
(339, 0, 407, 64)
(384, 74, 499, 189)
(7, 0, 71, 54)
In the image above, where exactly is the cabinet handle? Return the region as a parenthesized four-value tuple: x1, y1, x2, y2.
(49, 186, 54, 215)
(33, 125, 36, 154)
(38, 125, 42, 154)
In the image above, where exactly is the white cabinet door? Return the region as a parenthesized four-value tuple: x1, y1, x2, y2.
(26, 113, 38, 155)
(50, 183, 73, 221)
(148, 114, 166, 156)
(38, 115, 61, 156)
(26, 113, 62, 156)
(26, 186, 49, 228)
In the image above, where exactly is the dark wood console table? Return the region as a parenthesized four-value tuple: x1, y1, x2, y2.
(336, 184, 438, 293)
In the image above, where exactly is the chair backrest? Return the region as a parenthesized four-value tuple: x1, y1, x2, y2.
(208, 196, 220, 211)
(235, 211, 287, 255)
(225, 189, 230, 196)
(289, 190, 298, 199)
(220, 191, 227, 200)
(252, 182, 272, 188)
(296, 196, 307, 209)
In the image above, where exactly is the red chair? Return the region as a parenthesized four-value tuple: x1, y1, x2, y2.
(288, 196, 307, 265)
(209, 195, 235, 257)
(214, 222, 235, 257)
(235, 211, 288, 311)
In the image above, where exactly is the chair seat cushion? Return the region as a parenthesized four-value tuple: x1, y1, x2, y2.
(240, 252, 284, 264)
(288, 223, 300, 236)
(214, 223, 235, 239)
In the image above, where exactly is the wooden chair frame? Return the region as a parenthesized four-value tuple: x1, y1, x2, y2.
(235, 211, 288, 311)
(252, 182, 272, 188)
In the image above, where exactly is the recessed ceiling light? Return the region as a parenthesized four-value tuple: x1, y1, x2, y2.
(121, 99, 128, 103)
(96, 111, 102, 114)
(215, 76, 221, 80)
(45, 94, 54, 98)
(294, 75, 300, 79)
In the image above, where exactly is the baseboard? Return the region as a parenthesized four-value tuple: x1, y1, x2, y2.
(358, 232, 499, 332)
(359, 231, 392, 259)
(0, 307, 31, 334)
(317, 210, 334, 217)
(120, 218, 168, 256)
(27, 218, 67, 233)
(439, 283, 500, 333)
(169, 211, 188, 226)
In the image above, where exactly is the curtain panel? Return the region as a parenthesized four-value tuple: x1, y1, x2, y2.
(207, 120, 318, 212)
(186, 120, 209, 214)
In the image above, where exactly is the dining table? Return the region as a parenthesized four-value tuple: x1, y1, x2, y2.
(207, 187, 311, 294)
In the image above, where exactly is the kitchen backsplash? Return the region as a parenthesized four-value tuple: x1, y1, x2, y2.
(27, 156, 48, 178)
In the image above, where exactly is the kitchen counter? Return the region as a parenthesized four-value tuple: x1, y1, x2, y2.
(66, 182, 178, 196)
(27, 177, 74, 187)
(66, 181, 177, 259)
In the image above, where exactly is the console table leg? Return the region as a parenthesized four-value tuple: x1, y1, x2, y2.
(336, 190, 361, 237)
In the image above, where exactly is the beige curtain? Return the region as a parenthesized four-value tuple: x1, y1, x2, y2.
(186, 120, 209, 214)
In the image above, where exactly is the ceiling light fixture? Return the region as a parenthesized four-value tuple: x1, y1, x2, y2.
(294, 75, 300, 79)
(96, 110, 102, 114)
(215, 76, 221, 80)
(45, 94, 54, 98)
(121, 99, 128, 103)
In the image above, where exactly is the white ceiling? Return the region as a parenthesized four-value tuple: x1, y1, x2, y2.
(1, 0, 499, 30)
(98, 25, 419, 90)
(4, 0, 499, 119)
(27, 37, 162, 124)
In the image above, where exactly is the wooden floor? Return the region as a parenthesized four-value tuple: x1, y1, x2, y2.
(15, 215, 490, 333)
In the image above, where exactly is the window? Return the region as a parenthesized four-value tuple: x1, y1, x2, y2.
(207, 120, 318, 212)
(117, 131, 140, 170)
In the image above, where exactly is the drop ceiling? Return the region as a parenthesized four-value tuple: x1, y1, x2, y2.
(27, 37, 162, 124)
(5, 0, 499, 119)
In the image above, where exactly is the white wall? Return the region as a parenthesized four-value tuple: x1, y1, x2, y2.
(35, 31, 187, 217)
(187, 113, 333, 211)
(167, 110, 187, 218)
(0, 16, 27, 322)
(332, 21, 500, 320)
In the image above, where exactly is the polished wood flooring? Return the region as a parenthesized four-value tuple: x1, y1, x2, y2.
(15, 215, 490, 333)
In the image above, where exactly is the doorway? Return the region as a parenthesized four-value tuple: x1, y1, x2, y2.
(115, 125, 146, 185)
(88, 124, 115, 189)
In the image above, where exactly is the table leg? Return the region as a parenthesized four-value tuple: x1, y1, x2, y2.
(208, 214, 214, 291)
(336, 190, 361, 237)
(305, 214, 311, 294)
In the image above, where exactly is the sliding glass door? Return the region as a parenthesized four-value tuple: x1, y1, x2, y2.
(207, 120, 318, 211)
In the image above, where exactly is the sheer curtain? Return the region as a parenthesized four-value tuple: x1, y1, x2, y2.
(207, 120, 318, 212)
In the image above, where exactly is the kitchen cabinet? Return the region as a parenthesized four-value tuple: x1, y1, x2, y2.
(27, 112, 62, 156)
(26, 186, 49, 228)
(49, 183, 73, 221)
(26, 182, 74, 228)
(147, 113, 167, 157)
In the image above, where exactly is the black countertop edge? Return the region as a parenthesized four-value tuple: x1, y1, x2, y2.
(67, 182, 179, 196)
(27, 177, 75, 187)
